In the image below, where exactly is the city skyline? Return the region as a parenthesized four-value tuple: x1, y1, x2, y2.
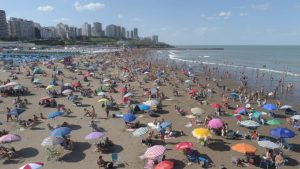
(1, 0, 300, 45)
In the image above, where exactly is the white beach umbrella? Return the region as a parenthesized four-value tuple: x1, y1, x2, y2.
(191, 107, 205, 115)
(41, 136, 64, 146)
(240, 120, 261, 128)
(62, 89, 72, 95)
(291, 115, 300, 120)
(258, 140, 281, 149)
(123, 92, 133, 98)
(280, 105, 293, 110)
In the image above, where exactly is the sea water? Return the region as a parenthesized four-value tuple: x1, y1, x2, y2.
(154, 45, 300, 105)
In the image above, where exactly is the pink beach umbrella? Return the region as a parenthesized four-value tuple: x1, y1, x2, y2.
(19, 162, 44, 169)
(207, 118, 224, 129)
(85, 132, 105, 140)
(0, 134, 21, 143)
(144, 145, 166, 159)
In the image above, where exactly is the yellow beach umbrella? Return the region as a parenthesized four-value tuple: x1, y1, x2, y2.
(98, 98, 109, 102)
(192, 128, 211, 139)
(46, 85, 54, 90)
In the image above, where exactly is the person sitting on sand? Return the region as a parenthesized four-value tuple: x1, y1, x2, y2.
(83, 108, 92, 117)
(97, 156, 113, 169)
(104, 137, 113, 147)
(63, 137, 74, 151)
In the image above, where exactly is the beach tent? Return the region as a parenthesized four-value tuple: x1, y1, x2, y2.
(33, 67, 43, 74)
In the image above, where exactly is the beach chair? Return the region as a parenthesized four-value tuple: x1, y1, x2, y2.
(46, 148, 62, 161)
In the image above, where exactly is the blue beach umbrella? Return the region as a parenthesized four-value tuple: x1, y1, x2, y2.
(263, 104, 277, 111)
(229, 92, 239, 99)
(50, 127, 72, 137)
(8, 108, 26, 116)
(270, 127, 296, 138)
(48, 111, 64, 119)
(123, 113, 136, 123)
(159, 121, 172, 130)
(138, 104, 151, 111)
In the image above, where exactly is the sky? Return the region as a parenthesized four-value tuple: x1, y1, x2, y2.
(1, 0, 300, 45)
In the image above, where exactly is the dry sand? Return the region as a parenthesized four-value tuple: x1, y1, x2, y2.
(0, 49, 299, 169)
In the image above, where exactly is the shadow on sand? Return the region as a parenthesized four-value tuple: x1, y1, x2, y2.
(17, 147, 39, 158)
(207, 140, 230, 152)
(61, 142, 91, 162)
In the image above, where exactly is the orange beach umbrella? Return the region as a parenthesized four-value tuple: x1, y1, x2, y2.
(231, 143, 257, 154)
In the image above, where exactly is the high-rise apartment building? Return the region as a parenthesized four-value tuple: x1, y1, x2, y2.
(0, 10, 8, 38)
(92, 22, 102, 37)
(152, 35, 158, 43)
(82, 22, 91, 37)
(8, 17, 35, 40)
(133, 28, 138, 40)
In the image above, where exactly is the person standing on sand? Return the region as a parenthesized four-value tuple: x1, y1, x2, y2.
(6, 107, 12, 122)
(106, 106, 110, 118)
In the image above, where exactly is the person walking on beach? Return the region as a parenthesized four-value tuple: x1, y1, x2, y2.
(105, 106, 110, 118)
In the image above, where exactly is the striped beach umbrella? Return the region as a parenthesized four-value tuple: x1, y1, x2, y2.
(19, 162, 44, 169)
(144, 145, 166, 159)
(240, 120, 261, 128)
(133, 127, 149, 137)
(41, 136, 64, 146)
(0, 134, 21, 143)
(257, 140, 281, 149)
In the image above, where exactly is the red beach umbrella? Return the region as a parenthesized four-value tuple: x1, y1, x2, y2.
(175, 142, 193, 150)
(155, 160, 174, 169)
(211, 103, 222, 108)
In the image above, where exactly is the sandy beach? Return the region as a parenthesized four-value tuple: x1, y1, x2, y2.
(0, 48, 299, 169)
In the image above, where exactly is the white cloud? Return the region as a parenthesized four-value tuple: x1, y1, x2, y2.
(219, 11, 232, 18)
(37, 5, 54, 12)
(117, 14, 124, 19)
(251, 4, 269, 10)
(240, 12, 248, 16)
(53, 18, 70, 22)
(200, 14, 217, 20)
(74, 1, 105, 11)
(160, 27, 167, 31)
(193, 27, 216, 36)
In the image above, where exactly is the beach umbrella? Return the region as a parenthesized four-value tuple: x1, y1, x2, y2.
(62, 89, 72, 95)
(83, 71, 91, 77)
(229, 92, 239, 99)
(97, 92, 106, 96)
(98, 98, 109, 102)
(240, 120, 261, 128)
(138, 104, 151, 111)
(231, 143, 257, 154)
(46, 85, 54, 90)
(189, 88, 198, 95)
(175, 142, 193, 150)
(48, 111, 64, 119)
(33, 67, 43, 74)
(143, 100, 159, 107)
(245, 104, 251, 109)
(123, 92, 133, 98)
(263, 104, 277, 111)
(72, 81, 81, 87)
(5, 82, 19, 87)
(192, 128, 211, 139)
(270, 127, 296, 138)
(159, 122, 172, 130)
(155, 160, 174, 169)
(118, 87, 127, 93)
(8, 108, 26, 116)
(185, 80, 191, 83)
(50, 127, 72, 137)
(211, 103, 222, 108)
(234, 107, 247, 115)
(144, 145, 166, 159)
(257, 140, 281, 149)
(267, 119, 282, 125)
(13, 84, 24, 90)
(64, 83, 71, 87)
(19, 162, 44, 169)
(41, 136, 64, 146)
(103, 78, 110, 83)
(191, 107, 205, 115)
(291, 115, 300, 120)
(123, 113, 136, 122)
(207, 118, 224, 129)
(133, 127, 149, 137)
(85, 132, 105, 140)
(252, 112, 262, 119)
(280, 105, 293, 110)
(33, 79, 42, 84)
(0, 134, 21, 143)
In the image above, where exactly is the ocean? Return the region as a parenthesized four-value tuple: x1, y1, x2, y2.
(152, 45, 300, 105)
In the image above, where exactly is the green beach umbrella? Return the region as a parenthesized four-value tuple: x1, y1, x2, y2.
(252, 112, 262, 119)
(267, 119, 282, 125)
